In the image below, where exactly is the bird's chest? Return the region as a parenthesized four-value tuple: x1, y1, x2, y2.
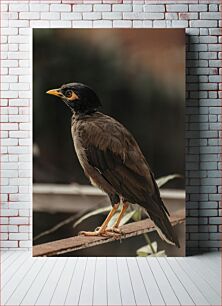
(71, 124, 89, 174)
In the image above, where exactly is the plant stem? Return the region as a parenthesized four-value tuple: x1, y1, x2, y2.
(143, 233, 156, 254)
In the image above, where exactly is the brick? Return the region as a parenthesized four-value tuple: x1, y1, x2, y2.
(2, 28, 18, 35)
(73, 4, 92, 12)
(191, 233, 209, 240)
(9, 4, 28, 11)
(102, 12, 122, 19)
(1, 91, 18, 99)
(200, 12, 221, 20)
(19, 28, 31, 35)
(1, 209, 18, 216)
(2, 60, 18, 68)
(200, 202, 218, 209)
(208, 92, 218, 99)
(73, 20, 93, 28)
(1, 170, 18, 178)
(133, 5, 143, 12)
(133, 20, 143, 28)
(19, 226, 30, 233)
(165, 13, 178, 20)
(8, 146, 30, 154)
(1, 138, 18, 146)
(93, 20, 113, 28)
(9, 115, 29, 123)
(30, 21, 50, 28)
(210, 233, 221, 240)
(40, 12, 60, 20)
(1, 241, 18, 248)
(83, 12, 101, 19)
(123, 12, 164, 19)
(144, 5, 165, 12)
(199, 51, 216, 60)
(209, 28, 221, 35)
(50, 21, 72, 28)
(19, 210, 30, 217)
(113, 20, 132, 28)
(2, 123, 18, 131)
(209, 60, 221, 67)
(199, 225, 218, 232)
(0, 216, 8, 225)
(9, 233, 29, 240)
(201, 154, 220, 162)
(29, 4, 49, 11)
(9, 155, 19, 162)
(61, 12, 82, 20)
(9, 20, 29, 28)
(209, 217, 221, 225)
(189, 4, 207, 12)
(142, 21, 153, 28)
(9, 99, 29, 107)
(209, 75, 221, 83)
(1, 4, 8, 11)
(199, 36, 217, 44)
(9, 68, 30, 75)
(19, 12, 40, 19)
(200, 83, 218, 91)
(201, 177, 221, 186)
(50, 4, 71, 11)
(8, 52, 29, 60)
(94, 4, 111, 11)
(19, 241, 31, 248)
(113, 4, 132, 11)
(200, 162, 217, 170)
(190, 20, 217, 28)
(172, 20, 188, 28)
(166, 5, 188, 12)
(179, 12, 198, 20)
(9, 217, 29, 225)
(153, 20, 172, 28)
(209, 4, 219, 11)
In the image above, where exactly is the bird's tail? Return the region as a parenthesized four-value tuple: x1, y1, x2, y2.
(145, 198, 180, 248)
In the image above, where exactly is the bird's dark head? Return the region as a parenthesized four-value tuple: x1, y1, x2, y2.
(46, 82, 101, 115)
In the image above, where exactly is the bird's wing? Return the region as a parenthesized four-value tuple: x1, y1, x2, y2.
(80, 114, 166, 217)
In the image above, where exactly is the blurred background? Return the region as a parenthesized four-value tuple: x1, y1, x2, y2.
(33, 29, 185, 256)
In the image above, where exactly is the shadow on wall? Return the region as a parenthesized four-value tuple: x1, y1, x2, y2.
(186, 34, 206, 256)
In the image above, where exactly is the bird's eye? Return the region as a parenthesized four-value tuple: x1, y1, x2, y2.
(65, 90, 73, 98)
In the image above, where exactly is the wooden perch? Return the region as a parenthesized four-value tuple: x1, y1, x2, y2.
(33, 209, 185, 257)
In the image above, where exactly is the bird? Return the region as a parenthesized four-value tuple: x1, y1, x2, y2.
(46, 82, 180, 247)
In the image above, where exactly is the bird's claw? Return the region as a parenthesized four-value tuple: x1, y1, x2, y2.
(106, 227, 123, 235)
(79, 227, 122, 238)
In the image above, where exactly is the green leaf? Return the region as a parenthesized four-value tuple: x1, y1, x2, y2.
(132, 208, 142, 222)
(119, 210, 137, 226)
(107, 210, 136, 228)
(73, 205, 112, 228)
(156, 174, 182, 188)
(136, 241, 157, 256)
(107, 212, 119, 228)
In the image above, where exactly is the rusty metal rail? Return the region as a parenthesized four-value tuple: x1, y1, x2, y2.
(33, 209, 185, 257)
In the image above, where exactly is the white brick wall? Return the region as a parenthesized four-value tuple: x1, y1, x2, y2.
(1, 0, 221, 255)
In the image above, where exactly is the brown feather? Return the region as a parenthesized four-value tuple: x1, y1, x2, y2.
(71, 111, 179, 247)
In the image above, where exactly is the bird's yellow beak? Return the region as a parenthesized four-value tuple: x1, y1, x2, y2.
(46, 88, 63, 97)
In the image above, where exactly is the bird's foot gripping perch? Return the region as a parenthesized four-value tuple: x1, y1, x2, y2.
(79, 203, 120, 238)
(79, 228, 121, 238)
(79, 203, 128, 238)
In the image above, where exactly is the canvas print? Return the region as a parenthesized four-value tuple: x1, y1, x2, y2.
(33, 29, 185, 257)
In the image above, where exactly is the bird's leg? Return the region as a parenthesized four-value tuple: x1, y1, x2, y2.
(107, 202, 129, 234)
(79, 203, 119, 237)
